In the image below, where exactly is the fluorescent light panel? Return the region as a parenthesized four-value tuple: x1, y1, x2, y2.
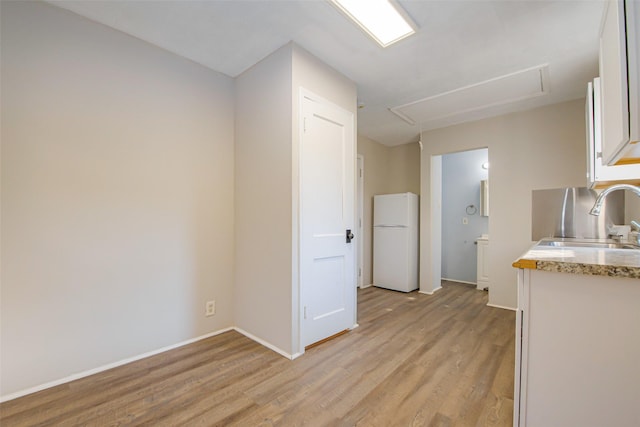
(330, 0, 415, 47)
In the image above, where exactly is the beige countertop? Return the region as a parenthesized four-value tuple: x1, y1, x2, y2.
(513, 240, 640, 279)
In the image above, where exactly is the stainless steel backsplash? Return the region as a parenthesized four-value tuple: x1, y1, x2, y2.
(532, 187, 624, 240)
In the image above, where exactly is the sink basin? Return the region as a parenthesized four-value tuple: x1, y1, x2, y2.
(537, 238, 640, 250)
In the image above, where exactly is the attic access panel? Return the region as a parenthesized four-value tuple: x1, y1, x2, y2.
(390, 65, 549, 125)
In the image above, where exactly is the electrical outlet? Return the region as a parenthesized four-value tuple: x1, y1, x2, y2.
(205, 300, 215, 317)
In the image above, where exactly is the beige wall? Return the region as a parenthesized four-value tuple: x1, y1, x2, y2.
(626, 191, 640, 222)
(357, 135, 389, 287)
(420, 99, 587, 309)
(357, 135, 421, 286)
(388, 143, 421, 195)
(1, 1, 236, 397)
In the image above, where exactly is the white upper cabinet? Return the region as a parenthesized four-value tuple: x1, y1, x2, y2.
(599, 0, 640, 165)
(586, 77, 640, 187)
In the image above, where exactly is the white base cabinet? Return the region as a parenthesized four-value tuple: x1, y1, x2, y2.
(514, 269, 640, 427)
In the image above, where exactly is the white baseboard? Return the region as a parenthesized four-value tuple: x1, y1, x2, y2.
(442, 278, 477, 286)
(233, 327, 295, 360)
(0, 326, 235, 403)
(3, 321, 364, 403)
(487, 303, 516, 311)
(419, 286, 442, 295)
(359, 283, 372, 289)
(3, 322, 345, 403)
(2, 307, 417, 403)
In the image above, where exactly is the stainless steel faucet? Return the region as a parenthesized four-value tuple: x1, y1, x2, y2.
(589, 184, 640, 216)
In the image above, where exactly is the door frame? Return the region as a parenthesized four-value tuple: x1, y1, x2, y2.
(295, 88, 358, 356)
(357, 154, 365, 289)
(428, 148, 490, 299)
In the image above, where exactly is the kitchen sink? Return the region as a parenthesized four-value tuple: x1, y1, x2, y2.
(536, 238, 640, 250)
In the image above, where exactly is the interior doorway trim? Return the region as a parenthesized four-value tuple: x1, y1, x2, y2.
(357, 154, 365, 288)
(428, 148, 491, 302)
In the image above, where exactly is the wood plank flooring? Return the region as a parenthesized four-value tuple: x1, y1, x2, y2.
(0, 281, 515, 426)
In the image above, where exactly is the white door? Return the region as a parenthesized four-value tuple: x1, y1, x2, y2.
(300, 91, 356, 348)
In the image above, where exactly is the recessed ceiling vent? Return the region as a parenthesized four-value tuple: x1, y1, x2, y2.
(390, 64, 550, 126)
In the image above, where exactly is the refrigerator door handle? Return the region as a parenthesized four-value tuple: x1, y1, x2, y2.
(346, 229, 355, 243)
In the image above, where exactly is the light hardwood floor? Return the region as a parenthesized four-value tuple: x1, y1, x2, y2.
(0, 281, 515, 426)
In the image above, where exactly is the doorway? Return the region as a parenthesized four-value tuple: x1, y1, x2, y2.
(429, 148, 489, 296)
(441, 148, 488, 286)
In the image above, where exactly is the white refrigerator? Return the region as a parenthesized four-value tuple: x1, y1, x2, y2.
(373, 192, 419, 292)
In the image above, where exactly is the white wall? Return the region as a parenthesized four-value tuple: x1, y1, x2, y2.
(427, 155, 443, 295)
(1, 1, 236, 398)
(442, 149, 489, 283)
(234, 45, 294, 355)
(420, 100, 587, 308)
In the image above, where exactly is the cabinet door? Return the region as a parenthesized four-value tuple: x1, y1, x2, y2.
(627, 0, 640, 150)
(586, 81, 597, 187)
(518, 270, 640, 426)
(476, 239, 489, 290)
(600, 0, 630, 164)
(587, 77, 640, 187)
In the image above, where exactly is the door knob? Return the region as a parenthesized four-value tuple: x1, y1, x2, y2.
(346, 229, 355, 243)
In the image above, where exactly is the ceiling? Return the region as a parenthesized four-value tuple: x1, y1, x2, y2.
(50, 0, 606, 146)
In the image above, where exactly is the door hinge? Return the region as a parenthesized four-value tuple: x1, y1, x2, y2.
(304, 306, 307, 320)
(358, 268, 362, 277)
(303, 117, 307, 133)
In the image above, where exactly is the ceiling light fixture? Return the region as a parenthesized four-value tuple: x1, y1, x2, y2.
(329, 0, 416, 48)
